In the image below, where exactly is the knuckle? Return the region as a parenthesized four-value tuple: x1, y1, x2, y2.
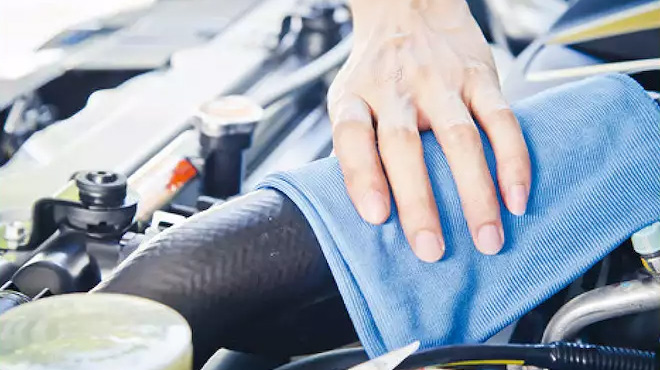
(480, 105, 516, 126)
(464, 60, 493, 77)
(442, 124, 480, 148)
(331, 98, 372, 128)
(495, 107, 517, 124)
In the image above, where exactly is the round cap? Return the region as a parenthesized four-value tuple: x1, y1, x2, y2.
(74, 170, 127, 208)
(0, 293, 192, 370)
(631, 221, 660, 256)
(194, 95, 264, 137)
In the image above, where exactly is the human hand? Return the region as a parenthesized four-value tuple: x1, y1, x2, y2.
(327, 0, 531, 262)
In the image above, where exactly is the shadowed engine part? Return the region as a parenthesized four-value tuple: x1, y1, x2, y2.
(12, 231, 101, 297)
(95, 189, 357, 368)
(542, 278, 660, 343)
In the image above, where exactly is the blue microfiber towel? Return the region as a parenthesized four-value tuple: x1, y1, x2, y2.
(259, 74, 660, 357)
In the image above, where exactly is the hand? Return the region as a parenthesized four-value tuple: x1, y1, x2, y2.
(327, 0, 531, 262)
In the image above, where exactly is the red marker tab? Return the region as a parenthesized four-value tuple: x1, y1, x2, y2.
(167, 159, 198, 191)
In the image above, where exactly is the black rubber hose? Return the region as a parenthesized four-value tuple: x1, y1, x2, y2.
(273, 348, 368, 370)
(95, 189, 357, 369)
(401, 342, 657, 370)
(541, 342, 657, 370)
(276, 342, 657, 370)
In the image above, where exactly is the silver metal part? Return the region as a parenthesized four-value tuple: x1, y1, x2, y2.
(3, 94, 54, 137)
(194, 95, 264, 137)
(146, 211, 187, 235)
(541, 278, 660, 343)
(2, 221, 27, 250)
(0, 0, 299, 223)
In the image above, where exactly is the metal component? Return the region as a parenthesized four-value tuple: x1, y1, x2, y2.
(2, 221, 27, 250)
(1, 94, 55, 163)
(349, 341, 420, 370)
(632, 222, 660, 276)
(295, 3, 344, 60)
(194, 96, 264, 137)
(541, 278, 660, 343)
(196, 96, 263, 198)
(4, 94, 53, 136)
(146, 211, 187, 235)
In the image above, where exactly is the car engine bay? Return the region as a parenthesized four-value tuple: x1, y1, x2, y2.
(0, 0, 659, 369)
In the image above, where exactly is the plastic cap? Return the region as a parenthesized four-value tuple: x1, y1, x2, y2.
(631, 221, 660, 256)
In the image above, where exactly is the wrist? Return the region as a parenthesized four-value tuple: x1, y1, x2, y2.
(349, 0, 470, 39)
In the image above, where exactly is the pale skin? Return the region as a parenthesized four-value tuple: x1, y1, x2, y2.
(327, 0, 531, 262)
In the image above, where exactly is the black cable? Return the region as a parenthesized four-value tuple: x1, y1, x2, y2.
(400, 342, 656, 370)
(399, 343, 547, 369)
(277, 342, 656, 370)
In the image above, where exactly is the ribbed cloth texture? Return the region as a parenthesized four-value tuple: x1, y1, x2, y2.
(259, 74, 660, 357)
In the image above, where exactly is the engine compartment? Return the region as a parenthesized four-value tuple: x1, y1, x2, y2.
(0, 0, 659, 369)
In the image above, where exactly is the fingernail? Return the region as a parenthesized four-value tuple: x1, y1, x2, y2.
(414, 230, 445, 263)
(360, 190, 388, 224)
(477, 224, 504, 255)
(507, 184, 528, 216)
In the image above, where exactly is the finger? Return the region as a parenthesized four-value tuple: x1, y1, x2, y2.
(464, 62, 531, 216)
(330, 93, 390, 224)
(424, 91, 504, 255)
(376, 96, 445, 262)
